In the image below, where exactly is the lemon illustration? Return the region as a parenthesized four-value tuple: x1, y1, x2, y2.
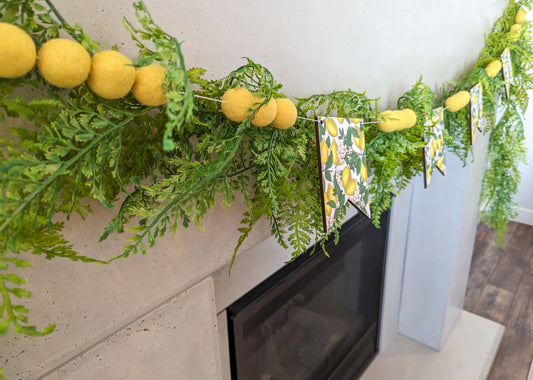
(132, 64, 168, 106)
(353, 134, 365, 150)
(250, 97, 277, 127)
(221, 87, 253, 122)
(430, 139, 438, 157)
(320, 139, 329, 165)
(88, 50, 136, 99)
(437, 157, 444, 169)
(38, 38, 91, 88)
(341, 166, 351, 188)
(324, 184, 337, 216)
(0, 23, 36, 78)
(345, 179, 357, 196)
(331, 140, 344, 166)
(272, 98, 297, 129)
(360, 162, 368, 182)
(325, 118, 338, 137)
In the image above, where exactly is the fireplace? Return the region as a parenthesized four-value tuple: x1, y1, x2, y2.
(226, 210, 390, 379)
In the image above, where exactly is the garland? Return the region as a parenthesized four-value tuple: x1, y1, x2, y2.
(0, 0, 530, 356)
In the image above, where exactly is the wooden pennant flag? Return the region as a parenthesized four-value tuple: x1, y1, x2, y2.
(470, 82, 483, 144)
(423, 108, 446, 188)
(501, 48, 514, 99)
(315, 117, 371, 234)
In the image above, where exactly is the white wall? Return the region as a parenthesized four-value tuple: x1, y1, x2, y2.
(0, 0, 509, 378)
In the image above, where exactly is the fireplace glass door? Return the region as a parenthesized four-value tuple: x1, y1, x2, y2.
(227, 210, 389, 379)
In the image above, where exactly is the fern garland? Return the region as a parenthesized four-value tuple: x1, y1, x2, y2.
(0, 0, 530, 352)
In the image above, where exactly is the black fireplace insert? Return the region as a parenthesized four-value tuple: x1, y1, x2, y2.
(227, 209, 390, 379)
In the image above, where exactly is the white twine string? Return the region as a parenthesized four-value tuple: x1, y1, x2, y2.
(183, 91, 456, 124)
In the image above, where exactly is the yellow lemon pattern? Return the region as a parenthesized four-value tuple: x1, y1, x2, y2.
(316, 117, 371, 232)
(423, 108, 446, 188)
(501, 48, 514, 99)
(470, 83, 483, 144)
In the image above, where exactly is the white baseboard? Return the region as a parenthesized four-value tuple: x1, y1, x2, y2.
(512, 207, 533, 226)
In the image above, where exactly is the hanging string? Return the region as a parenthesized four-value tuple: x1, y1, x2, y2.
(183, 90, 458, 125)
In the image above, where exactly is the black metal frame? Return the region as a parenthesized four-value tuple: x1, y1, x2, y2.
(227, 209, 390, 380)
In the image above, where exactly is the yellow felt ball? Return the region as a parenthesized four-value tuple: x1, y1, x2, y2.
(0, 23, 36, 78)
(272, 98, 297, 129)
(88, 50, 136, 99)
(399, 108, 417, 129)
(509, 23, 522, 42)
(485, 60, 502, 78)
(515, 9, 527, 24)
(250, 97, 277, 127)
(37, 38, 91, 88)
(221, 87, 253, 122)
(132, 64, 168, 106)
(377, 110, 401, 132)
(445, 91, 471, 112)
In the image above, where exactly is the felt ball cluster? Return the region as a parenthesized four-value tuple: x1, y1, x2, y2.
(377, 109, 417, 133)
(0, 22, 167, 106)
(221, 87, 298, 129)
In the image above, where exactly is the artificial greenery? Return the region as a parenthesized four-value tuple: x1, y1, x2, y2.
(0, 0, 530, 358)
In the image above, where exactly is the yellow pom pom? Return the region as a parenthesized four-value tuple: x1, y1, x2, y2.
(88, 50, 136, 99)
(485, 60, 502, 78)
(399, 109, 417, 129)
(445, 91, 471, 112)
(0, 23, 36, 78)
(37, 39, 91, 88)
(377, 110, 401, 132)
(508, 23, 522, 42)
(272, 98, 297, 129)
(250, 97, 277, 127)
(515, 9, 527, 24)
(221, 87, 253, 122)
(132, 64, 167, 106)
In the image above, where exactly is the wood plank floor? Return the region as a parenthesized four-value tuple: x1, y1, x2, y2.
(464, 221, 533, 380)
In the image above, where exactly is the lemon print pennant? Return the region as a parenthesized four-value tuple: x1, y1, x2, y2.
(423, 108, 446, 188)
(316, 117, 371, 233)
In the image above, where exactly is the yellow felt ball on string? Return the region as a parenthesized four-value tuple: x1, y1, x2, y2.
(37, 39, 91, 88)
(0, 22, 36, 78)
(399, 108, 417, 129)
(271, 98, 297, 129)
(485, 60, 502, 78)
(515, 9, 527, 24)
(508, 23, 522, 42)
(250, 97, 277, 127)
(377, 110, 401, 132)
(444, 91, 471, 112)
(221, 87, 253, 122)
(132, 64, 168, 106)
(88, 50, 136, 99)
